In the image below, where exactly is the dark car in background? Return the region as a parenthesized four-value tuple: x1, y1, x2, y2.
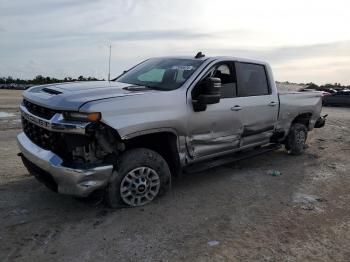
(323, 90, 350, 106)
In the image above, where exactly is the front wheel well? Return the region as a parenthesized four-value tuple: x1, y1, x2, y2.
(123, 132, 181, 177)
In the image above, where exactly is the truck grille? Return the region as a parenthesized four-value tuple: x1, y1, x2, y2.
(22, 116, 59, 151)
(23, 99, 58, 120)
(21, 100, 91, 162)
(21, 117, 90, 162)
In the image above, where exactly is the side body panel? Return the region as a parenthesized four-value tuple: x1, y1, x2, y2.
(79, 89, 190, 165)
(277, 91, 323, 134)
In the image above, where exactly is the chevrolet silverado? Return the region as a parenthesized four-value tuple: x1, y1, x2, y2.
(17, 53, 326, 207)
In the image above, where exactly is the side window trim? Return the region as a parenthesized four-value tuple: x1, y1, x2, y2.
(228, 62, 238, 98)
(263, 64, 272, 95)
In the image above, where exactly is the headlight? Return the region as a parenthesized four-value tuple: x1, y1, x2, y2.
(63, 112, 101, 122)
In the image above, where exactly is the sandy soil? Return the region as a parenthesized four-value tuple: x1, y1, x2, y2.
(0, 90, 349, 261)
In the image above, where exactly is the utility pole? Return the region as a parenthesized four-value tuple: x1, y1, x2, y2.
(108, 44, 112, 81)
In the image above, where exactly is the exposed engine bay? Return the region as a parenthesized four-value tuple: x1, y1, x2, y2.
(22, 115, 124, 166)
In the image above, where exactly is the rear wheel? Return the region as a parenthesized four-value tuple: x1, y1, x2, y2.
(285, 123, 308, 155)
(105, 148, 171, 208)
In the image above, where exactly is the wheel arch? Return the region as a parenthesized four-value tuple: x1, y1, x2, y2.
(122, 130, 182, 177)
(291, 112, 313, 130)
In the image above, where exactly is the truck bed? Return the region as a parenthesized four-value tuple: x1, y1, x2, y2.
(277, 91, 323, 132)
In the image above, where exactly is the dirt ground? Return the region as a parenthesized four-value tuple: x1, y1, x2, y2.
(0, 90, 349, 262)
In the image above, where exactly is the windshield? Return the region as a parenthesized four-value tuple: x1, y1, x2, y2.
(115, 58, 203, 91)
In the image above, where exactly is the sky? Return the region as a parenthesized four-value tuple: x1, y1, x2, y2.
(0, 0, 350, 84)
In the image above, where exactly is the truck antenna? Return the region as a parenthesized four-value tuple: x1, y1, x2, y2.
(108, 44, 112, 81)
(195, 51, 205, 59)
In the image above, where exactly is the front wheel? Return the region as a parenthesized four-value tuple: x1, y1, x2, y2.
(105, 148, 171, 208)
(285, 123, 308, 155)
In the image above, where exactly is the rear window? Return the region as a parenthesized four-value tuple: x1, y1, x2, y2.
(237, 63, 270, 96)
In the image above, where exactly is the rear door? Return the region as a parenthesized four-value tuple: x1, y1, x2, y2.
(233, 62, 279, 146)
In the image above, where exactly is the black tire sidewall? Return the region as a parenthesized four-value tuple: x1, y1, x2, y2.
(286, 123, 308, 155)
(105, 148, 171, 208)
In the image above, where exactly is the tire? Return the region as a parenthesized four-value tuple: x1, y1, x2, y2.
(285, 123, 308, 155)
(105, 148, 171, 208)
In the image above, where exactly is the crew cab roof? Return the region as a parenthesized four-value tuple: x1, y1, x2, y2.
(151, 56, 268, 66)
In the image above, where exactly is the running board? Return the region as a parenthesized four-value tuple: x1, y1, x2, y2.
(184, 144, 281, 173)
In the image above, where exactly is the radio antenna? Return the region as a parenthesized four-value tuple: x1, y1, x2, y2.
(108, 44, 112, 81)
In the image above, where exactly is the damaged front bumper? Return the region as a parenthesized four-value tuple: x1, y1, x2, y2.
(17, 132, 113, 197)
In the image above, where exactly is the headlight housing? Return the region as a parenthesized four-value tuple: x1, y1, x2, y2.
(63, 112, 101, 122)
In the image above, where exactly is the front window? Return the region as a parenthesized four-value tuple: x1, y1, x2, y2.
(115, 58, 203, 91)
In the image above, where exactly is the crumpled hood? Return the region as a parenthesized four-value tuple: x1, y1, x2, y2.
(23, 81, 155, 111)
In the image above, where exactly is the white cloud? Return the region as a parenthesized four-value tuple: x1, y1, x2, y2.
(0, 0, 349, 84)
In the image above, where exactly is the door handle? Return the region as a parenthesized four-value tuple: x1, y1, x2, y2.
(231, 105, 242, 111)
(268, 101, 277, 106)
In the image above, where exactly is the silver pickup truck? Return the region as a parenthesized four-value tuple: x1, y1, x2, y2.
(17, 53, 326, 207)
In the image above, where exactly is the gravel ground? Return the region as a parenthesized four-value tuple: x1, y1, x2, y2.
(0, 90, 349, 262)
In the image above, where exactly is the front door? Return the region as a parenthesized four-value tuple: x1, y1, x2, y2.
(187, 62, 243, 158)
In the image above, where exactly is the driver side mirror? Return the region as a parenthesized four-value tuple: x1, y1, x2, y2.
(193, 77, 221, 112)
